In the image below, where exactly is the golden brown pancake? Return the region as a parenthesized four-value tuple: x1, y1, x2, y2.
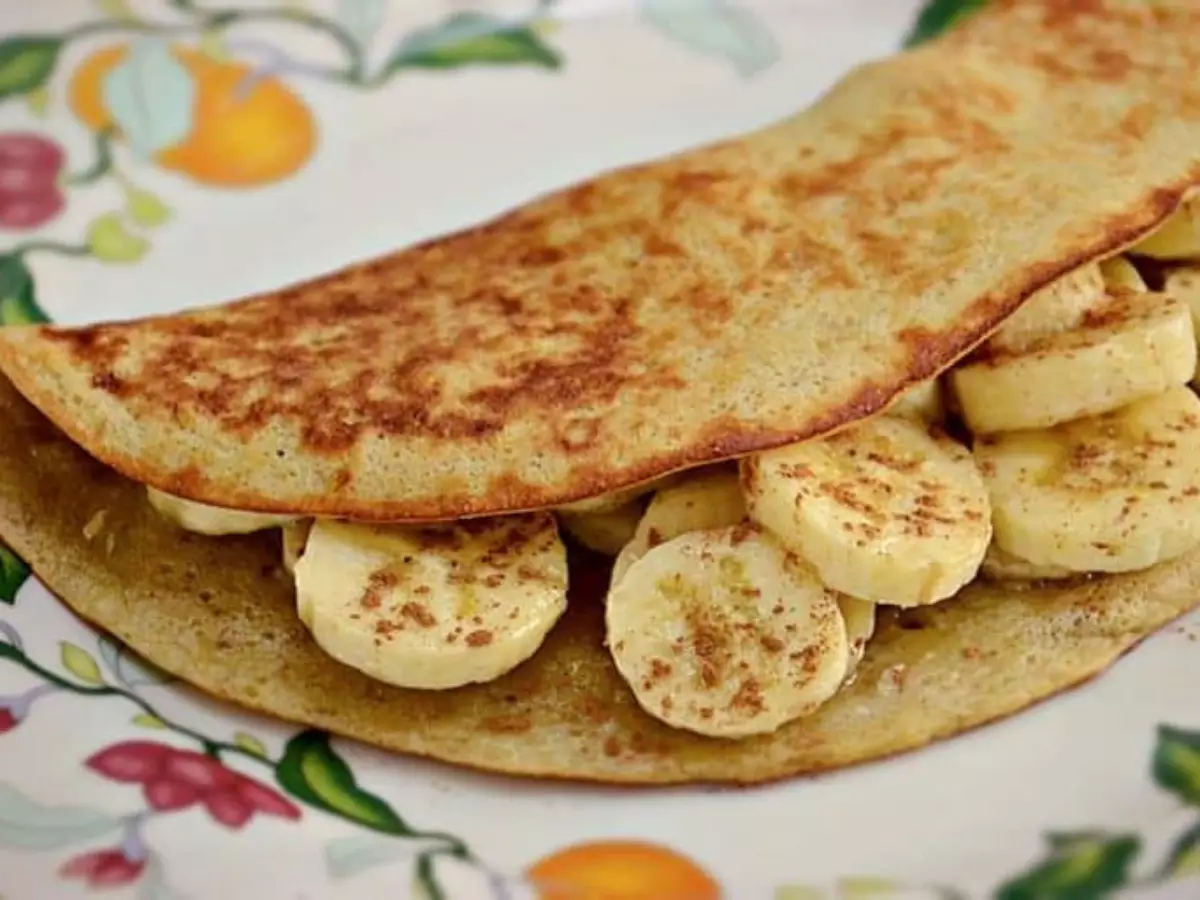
(2, 0, 1200, 521)
(2, 373, 1196, 784)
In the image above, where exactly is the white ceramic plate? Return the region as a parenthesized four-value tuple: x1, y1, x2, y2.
(2, 1, 1199, 898)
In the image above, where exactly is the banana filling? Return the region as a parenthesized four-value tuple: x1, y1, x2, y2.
(1128, 194, 1200, 261)
(144, 248, 1200, 741)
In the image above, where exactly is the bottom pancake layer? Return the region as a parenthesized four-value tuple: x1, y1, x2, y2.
(1, 374, 1196, 785)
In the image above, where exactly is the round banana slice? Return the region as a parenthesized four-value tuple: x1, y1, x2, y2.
(281, 520, 313, 576)
(979, 543, 1074, 584)
(986, 263, 1106, 356)
(839, 596, 876, 679)
(558, 502, 643, 556)
(610, 467, 746, 588)
(1129, 197, 1200, 261)
(605, 524, 849, 739)
(147, 487, 295, 536)
(294, 513, 568, 690)
(1099, 256, 1147, 293)
(950, 290, 1197, 435)
(887, 379, 944, 424)
(742, 417, 991, 607)
(975, 385, 1200, 573)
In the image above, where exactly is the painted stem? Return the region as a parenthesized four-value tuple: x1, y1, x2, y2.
(9, 241, 91, 259)
(67, 130, 116, 188)
(415, 853, 445, 900)
(0, 622, 22, 653)
(58, 2, 365, 85)
(61, 20, 194, 42)
(119, 810, 151, 864)
(0, 641, 263, 764)
(172, 1, 366, 84)
(225, 40, 356, 94)
(359, 1, 564, 90)
(1, 638, 483, 876)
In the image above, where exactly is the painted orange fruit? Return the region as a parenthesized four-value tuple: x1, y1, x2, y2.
(68, 44, 317, 188)
(526, 839, 722, 899)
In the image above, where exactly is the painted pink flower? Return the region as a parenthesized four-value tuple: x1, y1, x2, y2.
(86, 741, 300, 829)
(0, 706, 16, 734)
(0, 132, 65, 230)
(200, 776, 300, 828)
(59, 848, 145, 887)
(143, 777, 198, 812)
(86, 741, 172, 783)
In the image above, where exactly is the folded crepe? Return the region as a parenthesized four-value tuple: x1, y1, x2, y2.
(2, 370, 1198, 783)
(3, 0, 1200, 783)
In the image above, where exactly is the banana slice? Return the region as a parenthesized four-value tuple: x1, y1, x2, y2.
(950, 290, 1196, 435)
(556, 474, 679, 515)
(558, 502, 643, 556)
(979, 544, 1074, 584)
(610, 468, 746, 588)
(1100, 257, 1147, 293)
(1164, 267, 1200, 361)
(888, 379, 944, 424)
(294, 513, 568, 690)
(742, 417, 991, 607)
(975, 385, 1200, 573)
(605, 523, 849, 738)
(839, 596, 876, 679)
(147, 487, 295, 536)
(282, 520, 313, 576)
(986, 263, 1106, 356)
(1129, 197, 1200, 260)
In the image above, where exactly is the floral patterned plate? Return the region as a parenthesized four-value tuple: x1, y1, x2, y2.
(2, 1, 1200, 898)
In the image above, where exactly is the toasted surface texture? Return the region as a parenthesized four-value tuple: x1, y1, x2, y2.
(2, 1, 1200, 520)
(3, 376, 1198, 784)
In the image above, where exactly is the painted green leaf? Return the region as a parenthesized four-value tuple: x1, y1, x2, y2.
(101, 36, 197, 159)
(125, 187, 171, 228)
(336, 0, 388, 51)
(0, 255, 49, 326)
(1159, 821, 1200, 880)
(0, 36, 61, 103)
(385, 12, 561, 75)
(234, 731, 268, 759)
(86, 213, 149, 264)
(132, 713, 167, 729)
(94, 0, 139, 21)
(23, 86, 48, 117)
(838, 878, 902, 899)
(275, 730, 410, 834)
(641, 0, 778, 77)
(903, 0, 988, 48)
(0, 543, 29, 606)
(772, 886, 825, 900)
(197, 28, 229, 62)
(1153, 725, 1200, 806)
(59, 641, 105, 686)
(994, 832, 1140, 900)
